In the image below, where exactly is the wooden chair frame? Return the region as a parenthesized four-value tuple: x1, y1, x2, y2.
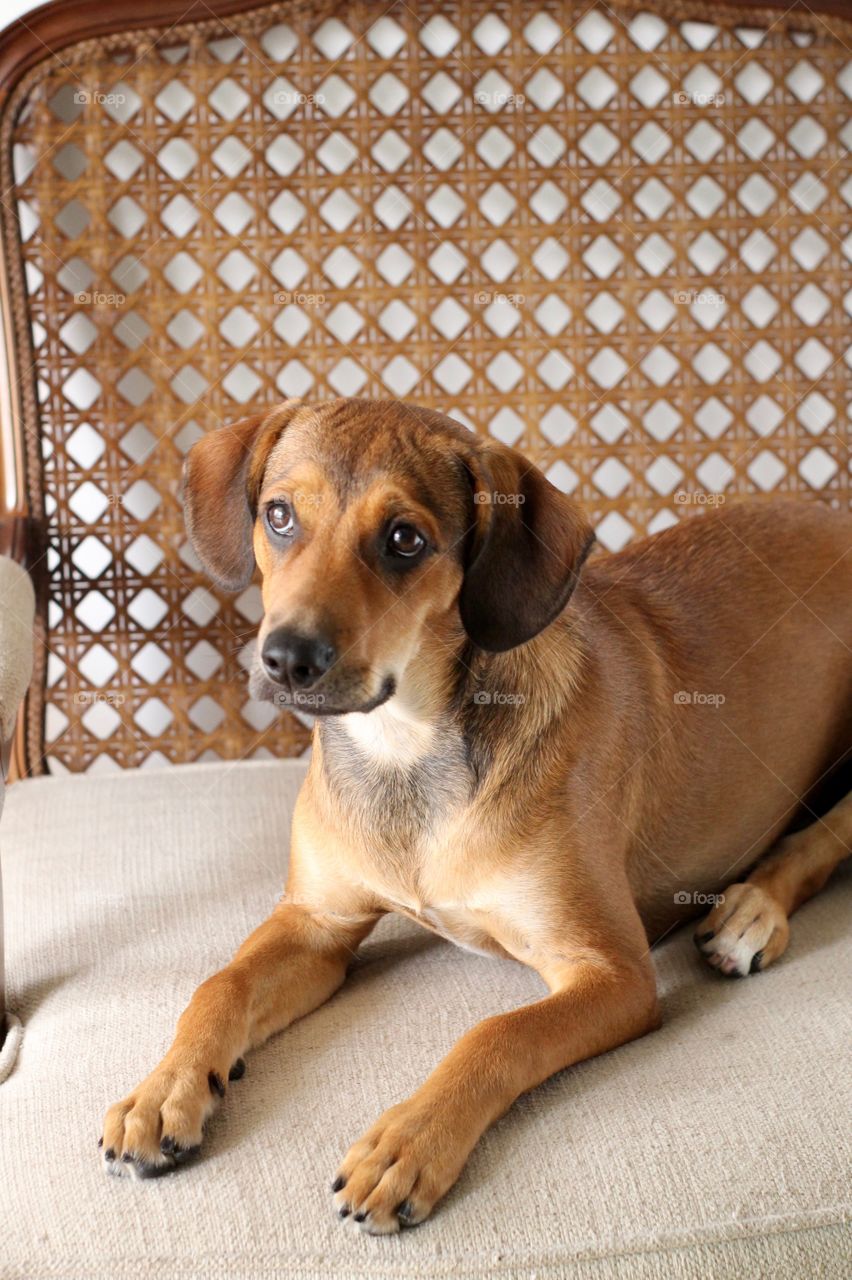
(0, 0, 849, 782)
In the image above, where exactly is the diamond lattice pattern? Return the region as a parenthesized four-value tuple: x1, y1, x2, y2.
(9, 1, 852, 771)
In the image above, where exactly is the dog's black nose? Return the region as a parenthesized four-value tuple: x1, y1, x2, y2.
(262, 628, 336, 689)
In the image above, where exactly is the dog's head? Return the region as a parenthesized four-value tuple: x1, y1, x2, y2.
(183, 400, 593, 714)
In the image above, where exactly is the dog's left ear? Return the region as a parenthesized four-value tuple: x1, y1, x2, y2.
(458, 441, 594, 652)
(183, 406, 294, 591)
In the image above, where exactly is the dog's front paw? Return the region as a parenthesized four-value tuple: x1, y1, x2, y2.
(694, 882, 790, 977)
(331, 1098, 470, 1234)
(100, 1054, 245, 1180)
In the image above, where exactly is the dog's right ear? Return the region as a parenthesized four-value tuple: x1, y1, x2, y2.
(183, 408, 293, 591)
(458, 439, 594, 652)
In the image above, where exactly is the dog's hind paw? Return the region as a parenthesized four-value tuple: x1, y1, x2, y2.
(694, 882, 790, 978)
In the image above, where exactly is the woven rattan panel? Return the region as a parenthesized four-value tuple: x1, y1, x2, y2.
(6, 0, 852, 773)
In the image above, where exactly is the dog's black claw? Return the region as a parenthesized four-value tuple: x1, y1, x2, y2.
(97, 1137, 103, 1149)
(134, 1159, 173, 1181)
(750, 950, 764, 974)
(397, 1199, 414, 1223)
(173, 1143, 201, 1164)
(331, 1175, 346, 1193)
(228, 1058, 246, 1081)
(208, 1070, 226, 1098)
(122, 1152, 134, 1163)
(104, 1147, 115, 1162)
(338, 1204, 351, 1219)
(694, 931, 714, 947)
(353, 1211, 367, 1223)
(159, 1136, 199, 1163)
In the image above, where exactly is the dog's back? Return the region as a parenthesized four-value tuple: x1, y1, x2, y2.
(587, 500, 851, 928)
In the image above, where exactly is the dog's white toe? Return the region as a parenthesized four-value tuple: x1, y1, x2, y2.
(694, 883, 790, 977)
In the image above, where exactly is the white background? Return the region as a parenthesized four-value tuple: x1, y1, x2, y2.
(2, 2, 46, 33)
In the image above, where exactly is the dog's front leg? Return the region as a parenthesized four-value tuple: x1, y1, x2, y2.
(332, 949, 659, 1233)
(101, 902, 378, 1177)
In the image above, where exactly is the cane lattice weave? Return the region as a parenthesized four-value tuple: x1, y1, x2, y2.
(2, 0, 851, 773)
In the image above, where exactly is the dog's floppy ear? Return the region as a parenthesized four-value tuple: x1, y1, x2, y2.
(458, 441, 594, 652)
(183, 407, 293, 591)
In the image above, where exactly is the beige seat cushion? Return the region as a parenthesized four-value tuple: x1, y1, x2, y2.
(0, 554, 34, 744)
(1, 760, 849, 1279)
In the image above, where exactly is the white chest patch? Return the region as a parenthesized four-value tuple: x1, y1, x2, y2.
(340, 697, 436, 769)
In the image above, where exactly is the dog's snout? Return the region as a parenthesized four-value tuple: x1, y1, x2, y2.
(262, 628, 336, 689)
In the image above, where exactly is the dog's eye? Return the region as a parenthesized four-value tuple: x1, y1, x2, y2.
(267, 502, 294, 537)
(387, 523, 426, 558)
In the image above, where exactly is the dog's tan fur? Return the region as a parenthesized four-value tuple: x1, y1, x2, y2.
(102, 399, 852, 1229)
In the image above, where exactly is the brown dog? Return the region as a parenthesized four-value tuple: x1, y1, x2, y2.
(102, 398, 852, 1231)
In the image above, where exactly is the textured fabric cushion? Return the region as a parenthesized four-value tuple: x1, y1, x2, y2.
(0, 554, 34, 743)
(1, 760, 849, 1279)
